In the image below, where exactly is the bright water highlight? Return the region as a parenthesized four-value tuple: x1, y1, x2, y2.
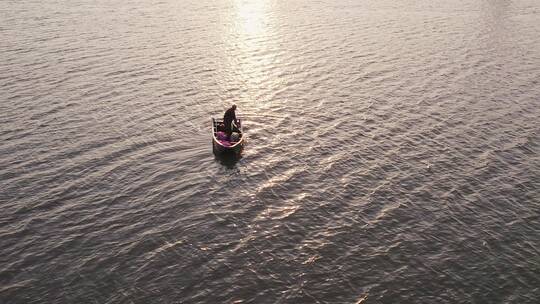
(1, 0, 539, 303)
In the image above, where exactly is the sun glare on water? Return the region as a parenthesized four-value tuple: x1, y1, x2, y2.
(228, 0, 281, 110)
(234, 0, 271, 36)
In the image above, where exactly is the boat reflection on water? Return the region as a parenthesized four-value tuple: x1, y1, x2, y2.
(214, 151, 242, 169)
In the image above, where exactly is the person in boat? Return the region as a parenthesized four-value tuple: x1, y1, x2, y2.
(223, 104, 239, 138)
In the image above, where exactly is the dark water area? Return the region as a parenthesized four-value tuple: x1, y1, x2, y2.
(1, 0, 539, 303)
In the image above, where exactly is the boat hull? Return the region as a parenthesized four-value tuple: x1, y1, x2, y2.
(212, 118, 244, 156)
(212, 140, 243, 155)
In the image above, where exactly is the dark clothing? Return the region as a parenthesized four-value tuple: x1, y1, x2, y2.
(223, 107, 237, 136)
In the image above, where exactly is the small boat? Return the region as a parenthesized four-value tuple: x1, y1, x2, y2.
(212, 118, 244, 155)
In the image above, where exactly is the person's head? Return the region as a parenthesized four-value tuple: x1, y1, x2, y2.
(231, 104, 237, 111)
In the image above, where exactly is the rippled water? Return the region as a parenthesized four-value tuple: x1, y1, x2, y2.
(1, 0, 539, 303)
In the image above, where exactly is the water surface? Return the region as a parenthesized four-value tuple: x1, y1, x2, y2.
(1, 0, 539, 303)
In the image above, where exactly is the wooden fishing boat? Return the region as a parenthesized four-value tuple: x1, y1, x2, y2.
(212, 118, 244, 155)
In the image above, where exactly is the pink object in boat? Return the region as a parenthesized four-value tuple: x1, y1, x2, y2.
(216, 131, 227, 140)
(219, 140, 231, 147)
